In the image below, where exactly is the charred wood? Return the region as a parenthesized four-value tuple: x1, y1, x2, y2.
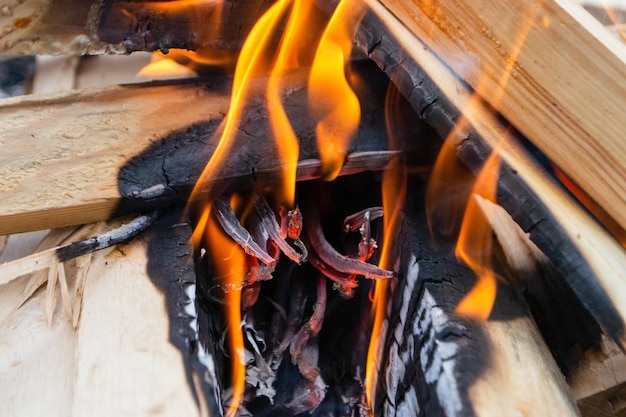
(347, 4, 626, 350)
(0, 61, 422, 235)
(368, 196, 579, 416)
(0, 0, 270, 55)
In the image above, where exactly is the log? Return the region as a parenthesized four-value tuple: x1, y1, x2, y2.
(0, 212, 212, 416)
(353, 0, 626, 349)
(370, 0, 626, 234)
(477, 196, 626, 414)
(369, 206, 580, 416)
(0, 61, 403, 235)
(0, 0, 269, 54)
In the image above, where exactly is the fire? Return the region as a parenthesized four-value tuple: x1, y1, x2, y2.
(366, 84, 408, 413)
(454, 153, 501, 320)
(193, 203, 246, 417)
(187, 0, 369, 413)
(308, 0, 366, 180)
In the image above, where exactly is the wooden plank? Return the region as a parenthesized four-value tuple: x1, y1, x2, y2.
(362, 0, 626, 348)
(0, 79, 230, 234)
(0, 62, 396, 235)
(0, 222, 209, 416)
(374, 0, 626, 232)
(72, 232, 202, 416)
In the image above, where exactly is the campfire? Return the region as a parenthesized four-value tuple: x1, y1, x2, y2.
(0, 0, 625, 416)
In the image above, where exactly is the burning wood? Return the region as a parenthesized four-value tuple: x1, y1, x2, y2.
(0, 61, 406, 235)
(1, 0, 626, 415)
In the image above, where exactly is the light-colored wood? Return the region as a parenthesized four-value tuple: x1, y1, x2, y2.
(0, 81, 230, 235)
(468, 317, 580, 417)
(570, 334, 626, 401)
(375, 0, 626, 233)
(364, 0, 626, 344)
(72, 237, 200, 417)
(0, 233, 201, 416)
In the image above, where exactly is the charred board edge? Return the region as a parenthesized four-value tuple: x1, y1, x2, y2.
(144, 210, 223, 416)
(352, 7, 626, 348)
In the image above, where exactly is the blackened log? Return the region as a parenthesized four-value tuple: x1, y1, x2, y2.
(0, 61, 420, 235)
(0, 0, 271, 55)
(369, 205, 579, 416)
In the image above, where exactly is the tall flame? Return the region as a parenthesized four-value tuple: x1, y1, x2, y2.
(425, 1, 542, 319)
(308, 0, 366, 180)
(265, 0, 317, 206)
(365, 84, 407, 413)
(196, 205, 246, 417)
(187, 0, 369, 412)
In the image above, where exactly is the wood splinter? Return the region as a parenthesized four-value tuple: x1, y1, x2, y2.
(0, 211, 160, 289)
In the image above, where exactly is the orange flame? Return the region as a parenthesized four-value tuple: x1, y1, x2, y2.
(365, 83, 407, 413)
(206, 204, 247, 417)
(454, 153, 501, 320)
(308, 0, 366, 180)
(265, 0, 318, 206)
(187, 0, 369, 411)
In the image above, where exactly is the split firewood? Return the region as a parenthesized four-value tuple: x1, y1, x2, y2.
(0, 211, 214, 417)
(353, 0, 626, 349)
(0, 61, 409, 235)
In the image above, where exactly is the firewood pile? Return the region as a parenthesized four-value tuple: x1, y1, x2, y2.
(0, 0, 625, 416)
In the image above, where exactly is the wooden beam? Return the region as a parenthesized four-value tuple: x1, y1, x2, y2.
(0, 62, 397, 235)
(371, 0, 626, 233)
(360, 0, 626, 349)
(0, 79, 229, 234)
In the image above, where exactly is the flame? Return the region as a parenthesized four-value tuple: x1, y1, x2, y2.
(186, 0, 369, 412)
(206, 204, 247, 417)
(265, 0, 318, 206)
(365, 83, 407, 413)
(137, 52, 199, 79)
(454, 153, 501, 320)
(308, 0, 366, 180)
(424, 0, 544, 319)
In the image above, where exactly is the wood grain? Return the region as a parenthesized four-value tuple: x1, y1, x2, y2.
(0, 79, 230, 235)
(374, 0, 626, 232)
